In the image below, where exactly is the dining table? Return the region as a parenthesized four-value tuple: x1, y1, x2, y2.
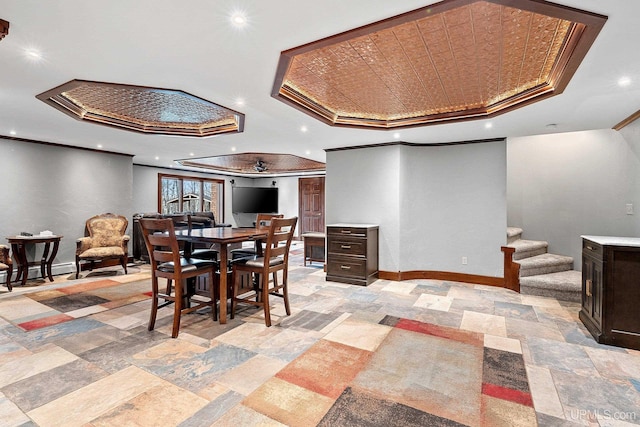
(174, 227, 268, 324)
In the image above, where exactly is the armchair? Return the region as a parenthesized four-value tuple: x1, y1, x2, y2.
(76, 213, 129, 278)
(0, 245, 12, 291)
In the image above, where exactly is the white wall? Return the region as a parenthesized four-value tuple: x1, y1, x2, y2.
(0, 138, 133, 277)
(326, 142, 506, 276)
(507, 129, 640, 266)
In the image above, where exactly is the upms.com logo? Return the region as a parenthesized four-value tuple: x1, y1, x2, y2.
(570, 409, 637, 422)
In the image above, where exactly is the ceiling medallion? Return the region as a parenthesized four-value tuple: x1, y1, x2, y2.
(272, 0, 607, 129)
(0, 19, 9, 41)
(36, 79, 244, 137)
(177, 152, 326, 176)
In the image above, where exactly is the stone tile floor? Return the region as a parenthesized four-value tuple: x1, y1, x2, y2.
(0, 253, 639, 426)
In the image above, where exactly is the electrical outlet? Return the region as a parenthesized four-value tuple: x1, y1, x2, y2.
(626, 203, 634, 215)
(462, 256, 468, 265)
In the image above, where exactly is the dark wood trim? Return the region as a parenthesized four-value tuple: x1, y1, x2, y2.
(378, 270, 504, 288)
(0, 19, 9, 41)
(613, 109, 640, 131)
(272, 0, 607, 130)
(0, 135, 134, 158)
(325, 138, 506, 153)
(501, 246, 521, 292)
(36, 79, 245, 138)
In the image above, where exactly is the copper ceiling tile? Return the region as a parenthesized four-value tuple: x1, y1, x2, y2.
(177, 152, 326, 175)
(272, 0, 607, 129)
(36, 80, 244, 137)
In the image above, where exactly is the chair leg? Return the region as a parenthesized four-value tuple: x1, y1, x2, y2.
(209, 270, 217, 321)
(282, 269, 291, 316)
(262, 272, 271, 327)
(75, 258, 81, 279)
(6, 264, 13, 292)
(171, 281, 183, 338)
(148, 276, 159, 331)
(121, 256, 128, 275)
(231, 269, 239, 319)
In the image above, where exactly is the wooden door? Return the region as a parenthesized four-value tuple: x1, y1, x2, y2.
(299, 177, 325, 234)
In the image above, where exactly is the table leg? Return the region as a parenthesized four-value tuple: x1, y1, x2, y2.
(11, 243, 28, 287)
(41, 242, 50, 280)
(218, 243, 228, 324)
(46, 240, 60, 282)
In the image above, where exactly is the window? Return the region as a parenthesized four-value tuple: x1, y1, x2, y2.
(158, 174, 224, 221)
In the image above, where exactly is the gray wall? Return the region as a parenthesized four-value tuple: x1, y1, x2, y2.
(400, 142, 506, 276)
(0, 138, 133, 278)
(507, 129, 640, 267)
(326, 141, 506, 276)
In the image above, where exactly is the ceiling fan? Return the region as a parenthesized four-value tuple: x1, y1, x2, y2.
(254, 159, 268, 172)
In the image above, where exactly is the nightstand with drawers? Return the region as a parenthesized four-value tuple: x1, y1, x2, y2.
(326, 224, 379, 286)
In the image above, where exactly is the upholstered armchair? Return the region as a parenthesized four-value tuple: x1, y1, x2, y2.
(76, 213, 129, 278)
(0, 245, 12, 291)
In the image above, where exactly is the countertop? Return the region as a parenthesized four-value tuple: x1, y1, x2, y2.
(582, 235, 640, 247)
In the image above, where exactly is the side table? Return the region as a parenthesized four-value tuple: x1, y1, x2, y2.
(302, 232, 326, 266)
(6, 235, 63, 289)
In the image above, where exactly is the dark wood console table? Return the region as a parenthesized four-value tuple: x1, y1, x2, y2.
(580, 236, 640, 350)
(7, 235, 63, 288)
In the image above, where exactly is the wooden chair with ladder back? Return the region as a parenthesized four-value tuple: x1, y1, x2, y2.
(138, 218, 218, 338)
(231, 216, 297, 327)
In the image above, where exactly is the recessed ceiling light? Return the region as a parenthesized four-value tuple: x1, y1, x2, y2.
(189, 152, 194, 156)
(234, 97, 245, 106)
(485, 122, 493, 129)
(231, 146, 236, 152)
(24, 48, 43, 61)
(230, 10, 248, 27)
(393, 132, 400, 139)
(305, 150, 311, 155)
(618, 76, 632, 87)
(97, 144, 103, 148)
(9, 130, 16, 136)
(155, 156, 160, 160)
(300, 125, 308, 133)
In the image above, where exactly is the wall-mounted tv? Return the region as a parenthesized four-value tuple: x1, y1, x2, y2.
(232, 187, 279, 213)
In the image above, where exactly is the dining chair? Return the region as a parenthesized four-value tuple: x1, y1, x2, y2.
(185, 214, 219, 261)
(138, 218, 218, 338)
(231, 216, 297, 327)
(231, 213, 284, 260)
(0, 245, 13, 291)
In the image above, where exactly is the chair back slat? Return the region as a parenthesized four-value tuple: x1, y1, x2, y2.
(263, 217, 297, 262)
(139, 218, 182, 270)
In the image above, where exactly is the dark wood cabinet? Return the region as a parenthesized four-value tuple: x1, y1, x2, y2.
(579, 236, 640, 350)
(326, 224, 378, 286)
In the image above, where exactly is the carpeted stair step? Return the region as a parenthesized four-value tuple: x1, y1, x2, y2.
(507, 239, 548, 260)
(517, 253, 573, 277)
(520, 270, 582, 302)
(507, 227, 523, 244)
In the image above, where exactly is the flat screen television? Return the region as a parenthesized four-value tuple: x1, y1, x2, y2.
(232, 187, 279, 213)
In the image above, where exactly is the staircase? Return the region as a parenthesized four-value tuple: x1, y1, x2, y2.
(507, 227, 581, 302)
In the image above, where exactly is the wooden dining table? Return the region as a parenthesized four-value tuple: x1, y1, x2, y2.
(174, 227, 267, 324)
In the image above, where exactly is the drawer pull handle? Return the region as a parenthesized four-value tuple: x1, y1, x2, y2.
(340, 230, 351, 234)
(586, 279, 592, 297)
(340, 265, 351, 270)
(586, 245, 594, 251)
(341, 245, 351, 249)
